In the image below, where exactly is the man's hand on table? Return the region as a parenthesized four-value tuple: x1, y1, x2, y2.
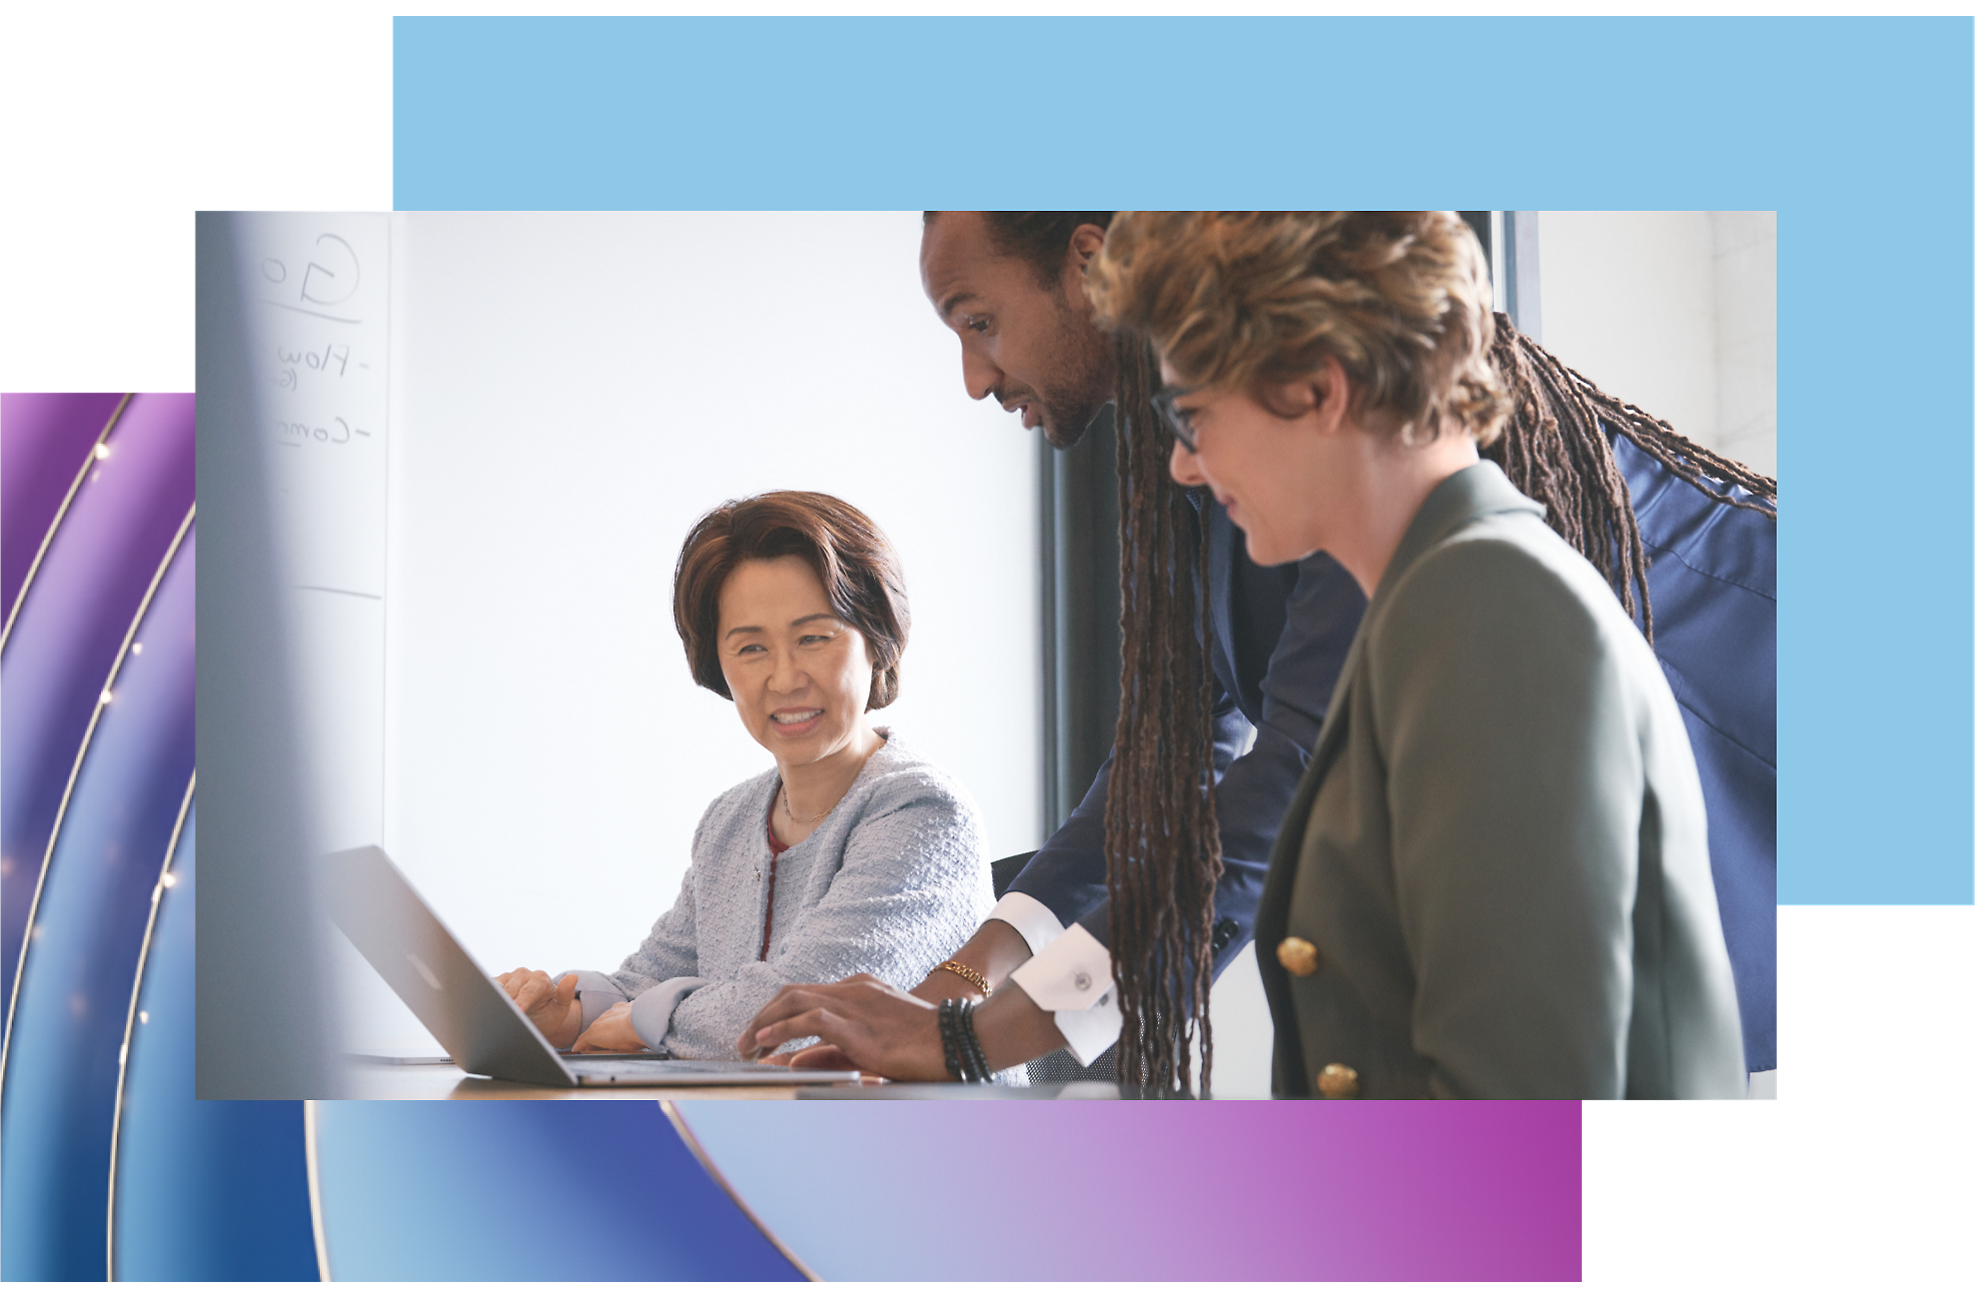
(740, 970, 1076, 1081)
(739, 974, 951, 1080)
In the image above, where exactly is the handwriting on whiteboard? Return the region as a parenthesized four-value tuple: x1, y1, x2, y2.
(234, 212, 389, 598)
(259, 235, 374, 427)
(260, 233, 363, 321)
(274, 339, 370, 396)
(275, 416, 373, 445)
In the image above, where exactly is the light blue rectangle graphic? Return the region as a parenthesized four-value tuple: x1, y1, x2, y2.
(394, 15, 1973, 905)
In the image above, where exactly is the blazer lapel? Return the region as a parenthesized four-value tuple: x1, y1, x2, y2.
(1273, 645, 1359, 871)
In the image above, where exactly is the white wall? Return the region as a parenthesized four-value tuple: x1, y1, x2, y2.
(339, 212, 1039, 1051)
(1708, 211, 1780, 478)
(1536, 211, 1777, 480)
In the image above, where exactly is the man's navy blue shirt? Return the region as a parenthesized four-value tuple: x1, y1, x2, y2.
(1008, 434, 1777, 1075)
(1616, 435, 1777, 1073)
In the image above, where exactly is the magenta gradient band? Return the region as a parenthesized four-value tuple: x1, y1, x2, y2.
(677, 1097, 1580, 1281)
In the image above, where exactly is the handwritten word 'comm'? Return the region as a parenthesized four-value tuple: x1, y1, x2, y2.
(276, 417, 372, 445)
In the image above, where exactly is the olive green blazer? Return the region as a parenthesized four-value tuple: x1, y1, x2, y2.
(1254, 462, 1745, 1099)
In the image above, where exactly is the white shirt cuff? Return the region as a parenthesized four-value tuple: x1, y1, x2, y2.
(1008, 923, 1122, 1066)
(987, 890, 1065, 960)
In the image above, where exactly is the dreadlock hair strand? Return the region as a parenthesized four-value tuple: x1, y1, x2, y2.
(1105, 330, 1223, 1096)
(1485, 314, 1777, 641)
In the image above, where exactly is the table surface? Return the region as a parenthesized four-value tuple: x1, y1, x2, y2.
(328, 1059, 1149, 1100)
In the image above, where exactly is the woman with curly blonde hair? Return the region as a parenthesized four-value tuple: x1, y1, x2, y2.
(1088, 212, 1745, 1098)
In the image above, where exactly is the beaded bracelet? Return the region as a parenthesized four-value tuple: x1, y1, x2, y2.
(955, 998, 991, 1082)
(938, 999, 990, 1083)
(938, 999, 968, 1081)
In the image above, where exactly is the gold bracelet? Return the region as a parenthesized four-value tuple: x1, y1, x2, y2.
(936, 959, 991, 999)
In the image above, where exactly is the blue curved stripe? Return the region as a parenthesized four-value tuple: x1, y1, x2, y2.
(311, 1101, 805, 1281)
(1, 393, 196, 1032)
(109, 806, 320, 1280)
(1, 527, 196, 1280)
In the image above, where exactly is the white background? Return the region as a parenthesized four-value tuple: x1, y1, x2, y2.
(3, 4, 1968, 1295)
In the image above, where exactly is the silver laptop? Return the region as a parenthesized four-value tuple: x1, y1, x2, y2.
(319, 845, 859, 1088)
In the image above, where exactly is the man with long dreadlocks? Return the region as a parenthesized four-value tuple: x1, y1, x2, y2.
(741, 212, 1775, 1092)
(744, 210, 1366, 1089)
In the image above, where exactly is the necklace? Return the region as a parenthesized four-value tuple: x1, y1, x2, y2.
(780, 782, 839, 824)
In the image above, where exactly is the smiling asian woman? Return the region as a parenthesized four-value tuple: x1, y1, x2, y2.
(493, 491, 994, 1060)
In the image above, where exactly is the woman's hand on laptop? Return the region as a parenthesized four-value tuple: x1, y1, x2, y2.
(494, 968, 583, 1049)
(570, 1001, 645, 1053)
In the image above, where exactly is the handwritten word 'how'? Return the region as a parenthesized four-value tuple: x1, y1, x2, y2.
(280, 341, 353, 377)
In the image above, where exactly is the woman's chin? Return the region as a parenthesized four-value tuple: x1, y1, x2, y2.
(1242, 527, 1320, 571)
(1241, 532, 1289, 568)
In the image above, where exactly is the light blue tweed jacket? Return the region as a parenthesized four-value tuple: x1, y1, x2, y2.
(565, 731, 993, 1058)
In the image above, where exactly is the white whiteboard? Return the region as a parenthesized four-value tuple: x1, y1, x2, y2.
(230, 212, 390, 853)
(234, 213, 390, 597)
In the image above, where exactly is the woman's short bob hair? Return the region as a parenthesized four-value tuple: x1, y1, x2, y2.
(1086, 211, 1509, 447)
(673, 491, 910, 711)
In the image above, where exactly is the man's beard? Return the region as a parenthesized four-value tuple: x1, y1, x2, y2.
(1036, 382, 1112, 449)
(1034, 294, 1116, 450)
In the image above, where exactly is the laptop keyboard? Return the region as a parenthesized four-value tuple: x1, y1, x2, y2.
(569, 1057, 787, 1075)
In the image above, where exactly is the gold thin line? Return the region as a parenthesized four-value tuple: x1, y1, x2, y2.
(304, 1100, 332, 1281)
(0, 393, 132, 653)
(0, 504, 196, 1105)
(106, 770, 196, 1283)
(659, 1099, 820, 1282)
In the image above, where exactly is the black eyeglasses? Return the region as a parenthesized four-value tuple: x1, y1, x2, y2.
(1151, 384, 1202, 453)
